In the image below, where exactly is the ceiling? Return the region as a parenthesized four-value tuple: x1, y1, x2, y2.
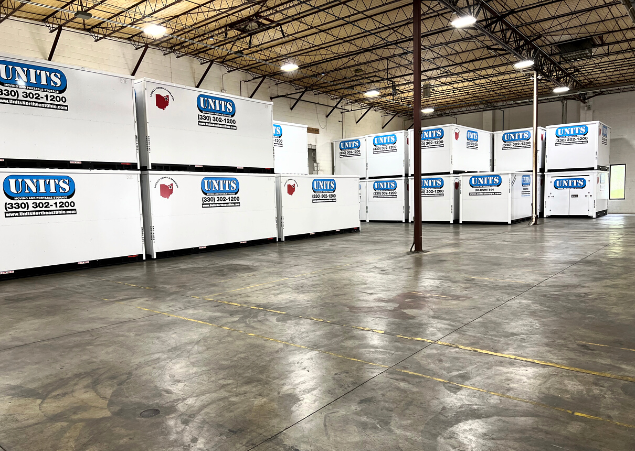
(4, 0, 635, 118)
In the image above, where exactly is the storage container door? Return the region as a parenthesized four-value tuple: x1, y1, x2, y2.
(569, 176, 592, 216)
(547, 179, 570, 215)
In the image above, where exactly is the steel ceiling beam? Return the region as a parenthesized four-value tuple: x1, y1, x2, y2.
(0, 0, 26, 24)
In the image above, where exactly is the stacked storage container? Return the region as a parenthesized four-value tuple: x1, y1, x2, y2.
(365, 131, 409, 222)
(408, 125, 492, 223)
(492, 127, 546, 217)
(134, 79, 277, 258)
(276, 124, 359, 239)
(333, 135, 369, 221)
(0, 54, 144, 275)
(544, 121, 610, 218)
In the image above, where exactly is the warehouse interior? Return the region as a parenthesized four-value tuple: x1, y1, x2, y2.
(1, 0, 635, 449)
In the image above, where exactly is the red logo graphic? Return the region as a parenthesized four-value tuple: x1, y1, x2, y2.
(287, 183, 296, 195)
(160, 183, 173, 198)
(156, 94, 170, 110)
(455, 181, 460, 190)
(454, 128, 460, 140)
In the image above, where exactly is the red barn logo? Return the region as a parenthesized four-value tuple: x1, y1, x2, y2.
(150, 86, 174, 111)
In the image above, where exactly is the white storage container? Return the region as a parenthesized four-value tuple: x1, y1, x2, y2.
(141, 171, 277, 258)
(366, 130, 408, 178)
(408, 125, 492, 174)
(134, 79, 273, 169)
(546, 121, 610, 171)
(1, 168, 144, 273)
(545, 170, 608, 218)
(0, 53, 138, 165)
(273, 121, 309, 174)
(333, 136, 366, 178)
(367, 177, 407, 222)
(408, 175, 460, 223)
(359, 180, 368, 222)
(460, 172, 533, 224)
(276, 175, 360, 240)
(494, 127, 546, 172)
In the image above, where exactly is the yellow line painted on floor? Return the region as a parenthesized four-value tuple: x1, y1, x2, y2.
(578, 341, 635, 353)
(131, 304, 635, 430)
(197, 295, 635, 384)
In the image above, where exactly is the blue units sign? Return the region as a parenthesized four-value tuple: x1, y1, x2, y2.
(197, 94, 237, 130)
(421, 177, 445, 197)
(273, 124, 283, 148)
(312, 178, 337, 203)
(0, 60, 68, 111)
(466, 130, 479, 149)
(339, 139, 361, 158)
(372, 134, 398, 154)
(420, 128, 445, 149)
(3, 174, 77, 217)
(373, 179, 398, 198)
(469, 174, 503, 196)
(501, 130, 531, 150)
(554, 124, 589, 147)
(201, 177, 240, 208)
(554, 177, 586, 189)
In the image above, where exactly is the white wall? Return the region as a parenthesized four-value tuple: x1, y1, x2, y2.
(418, 95, 635, 213)
(0, 18, 406, 175)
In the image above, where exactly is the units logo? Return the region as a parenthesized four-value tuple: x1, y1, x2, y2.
(150, 86, 174, 110)
(420, 128, 445, 149)
(312, 178, 337, 203)
(555, 125, 588, 138)
(522, 175, 531, 186)
(154, 176, 178, 199)
(372, 180, 398, 199)
(373, 134, 397, 146)
(273, 124, 283, 148)
(284, 178, 297, 195)
(502, 131, 530, 142)
(197, 94, 237, 130)
(554, 124, 589, 147)
(0, 60, 69, 111)
(421, 177, 444, 198)
(466, 129, 479, 149)
(0, 60, 67, 92)
(601, 124, 608, 145)
(3, 175, 77, 218)
(339, 138, 361, 158)
(201, 177, 240, 208)
(201, 177, 239, 194)
(469, 175, 502, 188)
(554, 177, 586, 189)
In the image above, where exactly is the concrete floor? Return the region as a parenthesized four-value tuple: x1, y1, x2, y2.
(1, 216, 635, 450)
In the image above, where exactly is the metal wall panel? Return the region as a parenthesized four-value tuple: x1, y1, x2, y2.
(0, 53, 137, 165)
(494, 127, 546, 172)
(366, 130, 408, 178)
(141, 171, 277, 257)
(408, 175, 460, 223)
(367, 176, 407, 222)
(135, 79, 274, 169)
(1, 169, 144, 272)
(333, 136, 367, 178)
(276, 175, 359, 240)
(408, 125, 492, 174)
(273, 121, 309, 174)
(460, 172, 532, 224)
(546, 122, 611, 171)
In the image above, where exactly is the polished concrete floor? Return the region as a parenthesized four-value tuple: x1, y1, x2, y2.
(1, 216, 635, 450)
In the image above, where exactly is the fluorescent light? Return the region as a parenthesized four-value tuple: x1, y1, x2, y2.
(553, 86, 570, 94)
(364, 89, 380, 98)
(451, 15, 477, 28)
(281, 63, 299, 72)
(513, 59, 534, 70)
(422, 107, 434, 114)
(144, 24, 167, 39)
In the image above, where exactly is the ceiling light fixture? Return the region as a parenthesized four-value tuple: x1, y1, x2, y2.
(74, 10, 92, 20)
(143, 24, 167, 39)
(451, 15, 477, 28)
(364, 89, 380, 98)
(553, 86, 570, 94)
(513, 59, 535, 70)
(422, 107, 434, 114)
(281, 63, 299, 72)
